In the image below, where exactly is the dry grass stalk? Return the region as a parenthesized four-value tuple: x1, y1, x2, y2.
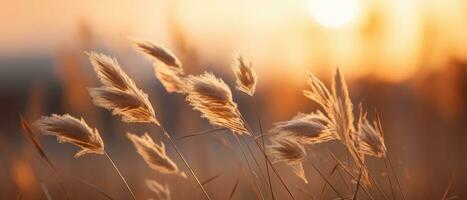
(155, 63, 186, 94)
(20, 116, 70, 199)
(269, 111, 336, 145)
(146, 179, 171, 200)
(35, 114, 135, 199)
(357, 112, 387, 158)
(134, 40, 182, 70)
(232, 54, 257, 96)
(331, 68, 355, 144)
(87, 52, 158, 124)
(185, 72, 248, 135)
(267, 134, 308, 183)
(88, 50, 210, 199)
(20, 116, 58, 172)
(127, 132, 187, 178)
(35, 114, 104, 157)
(303, 69, 370, 185)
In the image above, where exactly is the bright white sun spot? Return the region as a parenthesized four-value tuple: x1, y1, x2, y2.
(308, 0, 361, 28)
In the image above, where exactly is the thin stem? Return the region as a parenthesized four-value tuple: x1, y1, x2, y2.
(307, 159, 344, 200)
(78, 178, 114, 200)
(178, 127, 228, 140)
(241, 136, 268, 182)
(240, 117, 297, 200)
(104, 151, 136, 200)
(337, 167, 352, 193)
(384, 157, 395, 200)
(352, 167, 363, 200)
(253, 95, 275, 200)
(238, 115, 268, 181)
(348, 147, 390, 200)
(158, 124, 211, 200)
(233, 134, 265, 200)
(216, 135, 263, 200)
(385, 152, 406, 200)
(327, 151, 375, 200)
(319, 163, 340, 200)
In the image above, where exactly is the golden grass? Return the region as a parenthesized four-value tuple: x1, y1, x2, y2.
(87, 52, 159, 125)
(17, 38, 409, 200)
(232, 54, 257, 96)
(185, 72, 249, 135)
(35, 114, 104, 157)
(127, 132, 187, 178)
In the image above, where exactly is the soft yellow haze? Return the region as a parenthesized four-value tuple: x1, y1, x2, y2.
(1, 0, 467, 82)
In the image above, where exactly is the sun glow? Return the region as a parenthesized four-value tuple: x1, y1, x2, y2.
(308, 0, 361, 28)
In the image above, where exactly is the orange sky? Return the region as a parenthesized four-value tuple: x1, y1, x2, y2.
(2, 0, 467, 82)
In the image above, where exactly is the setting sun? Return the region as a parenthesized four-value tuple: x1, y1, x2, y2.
(308, 0, 361, 28)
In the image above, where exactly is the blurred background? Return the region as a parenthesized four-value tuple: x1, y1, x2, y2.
(1, 0, 466, 199)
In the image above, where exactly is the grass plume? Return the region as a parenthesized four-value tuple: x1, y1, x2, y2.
(134, 40, 182, 70)
(186, 72, 248, 135)
(127, 132, 187, 178)
(232, 54, 257, 96)
(35, 114, 104, 157)
(87, 52, 158, 124)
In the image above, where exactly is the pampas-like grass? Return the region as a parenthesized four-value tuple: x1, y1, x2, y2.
(303, 68, 370, 186)
(331, 68, 355, 144)
(269, 111, 336, 145)
(134, 41, 182, 70)
(127, 132, 187, 178)
(146, 179, 171, 200)
(232, 54, 257, 96)
(267, 134, 308, 183)
(87, 52, 158, 124)
(185, 72, 248, 135)
(358, 112, 387, 158)
(35, 114, 104, 157)
(155, 63, 186, 94)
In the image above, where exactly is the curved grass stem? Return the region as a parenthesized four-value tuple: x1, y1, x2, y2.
(104, 151, 136, 200)
(157, 124, 212, 200)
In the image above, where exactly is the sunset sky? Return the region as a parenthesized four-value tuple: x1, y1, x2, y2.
(2, 0, 467, 82)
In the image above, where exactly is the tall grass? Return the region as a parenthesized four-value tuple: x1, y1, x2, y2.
(16, 39, 409, 200)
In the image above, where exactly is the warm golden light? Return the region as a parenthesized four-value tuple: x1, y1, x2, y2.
(308, 0, 361, 28)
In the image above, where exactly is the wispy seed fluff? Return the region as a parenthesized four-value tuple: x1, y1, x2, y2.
(268, 135, 308, 183)
(134, 41, 182, 70)
(127, 133, 186, 178)
(357, 112, 387, 158)
(154, 63, 186, 94)
(87, 52, 158, 124)
(185, 72, 249, 135)
(35, 114, 104, 157)
(232, 54, 257, 96)
(146, 179, 171, 200)
(269, 111, 336, 145)
(303, 68, 370, 186)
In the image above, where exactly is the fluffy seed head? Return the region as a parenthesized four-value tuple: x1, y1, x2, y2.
(268, 135, 308, 183)
(35, 114, 104, 157)
(303, 69, 370, 186)
(87, 52, 158, 124)
(155, 63, 186, 94)
(146, 179, 171, 200)
(127, 132, 186, 178)
(232, 54, 257, 96)
(331, 68, 355, 143)
(134, 41, 182, 70)
(270, 111, 336, 145)
(185, 72, 248, 135)
(358, 112, 387, 158)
